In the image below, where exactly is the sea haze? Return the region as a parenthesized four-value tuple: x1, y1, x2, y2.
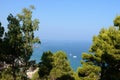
(30, 40, 91, 71)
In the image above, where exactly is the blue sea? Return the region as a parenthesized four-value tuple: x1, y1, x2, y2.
(30, 40, 91, 71)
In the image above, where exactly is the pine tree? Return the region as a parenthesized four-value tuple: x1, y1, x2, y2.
(38, 51, 53, 79)
(50, 51, 74, 80)
(78, 16, 120, 80)
(17, 5, 40, 79)
(0, 6, 40, 80)
(0, 22, 5, 62)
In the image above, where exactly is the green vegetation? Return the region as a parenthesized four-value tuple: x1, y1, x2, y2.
(31, 71, 40, 80)
(16, 5, 40, 79)
(0, 5, 40, 80)
(38, 51, 53, 79)
(77, 16, 120, 80)
(0, 68, 22, 80)
(50, 51, 74, 80)
(38, 51, 74, 80)
(0, 5, 120, 80)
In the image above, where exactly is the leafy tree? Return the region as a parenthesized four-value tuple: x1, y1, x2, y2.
(0, 68, 14, 80)
(56, 74, 75, 80)
(0, 68, 21, 80)
(0, 22, 5, 61)
(0, 5, 40, 80)
(50, 51, 74, 80)
(77, 60, 100, 80)
(0, 22, 4, 40)
(17, 5, 40, 64)
(72, 72, 81, 80)
(38, 51, 74, 80)
(17, 5, 40, 79)
(78, 16, 120, 80)
(38, 51, 53, 79)
(4, 14, 23, 80)
(114, 15, 120, 29)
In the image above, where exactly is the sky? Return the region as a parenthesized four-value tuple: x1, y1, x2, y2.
(1, 0, 120, 42)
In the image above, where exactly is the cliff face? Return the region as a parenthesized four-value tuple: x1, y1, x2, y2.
(26, 68, 39, 79)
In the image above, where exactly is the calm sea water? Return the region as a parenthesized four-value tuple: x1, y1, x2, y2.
(30, 40, 91, 71)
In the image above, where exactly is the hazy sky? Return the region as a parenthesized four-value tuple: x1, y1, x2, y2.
(1, 0, 120, 41)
